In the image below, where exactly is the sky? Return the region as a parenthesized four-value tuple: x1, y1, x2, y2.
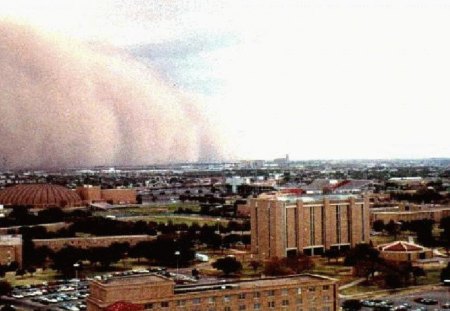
(1, 0, 450, 162)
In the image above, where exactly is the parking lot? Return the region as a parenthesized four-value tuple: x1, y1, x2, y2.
(4, 268, 204, 311)
(7, 279, 89, 311)
(343, 287, 450, 311)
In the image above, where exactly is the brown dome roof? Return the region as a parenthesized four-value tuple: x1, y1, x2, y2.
(0, 184, 82, 208)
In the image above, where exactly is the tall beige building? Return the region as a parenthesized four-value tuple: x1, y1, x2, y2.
(250, 193, 370, 259)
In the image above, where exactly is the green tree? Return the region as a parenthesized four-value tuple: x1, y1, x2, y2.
(0, 280, 12, 297)
(342, 299, 362, 311)
(441, 263, 450, 282)
(264, 257, 294, 276)
(249, 260, 261, 272)
(344, 244, 381, 281)
(372, 220, 385, 232)
(385, 220, 400, 239)
(212, 257, 242, 276)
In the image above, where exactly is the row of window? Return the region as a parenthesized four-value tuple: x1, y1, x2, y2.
(143, 291, 332, 309)
(145, 304, 332, 311)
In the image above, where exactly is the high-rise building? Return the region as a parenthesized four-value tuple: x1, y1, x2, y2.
(250, 193, 370, 259)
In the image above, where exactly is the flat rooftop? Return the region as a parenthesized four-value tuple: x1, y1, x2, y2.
(95, 274, 171, 286)
(174, 274, 334, 295)
(257, 192, 361, 204)
(93, 273, 335, 294)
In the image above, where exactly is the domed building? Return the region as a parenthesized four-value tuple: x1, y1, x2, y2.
(0, 184, 82, 209)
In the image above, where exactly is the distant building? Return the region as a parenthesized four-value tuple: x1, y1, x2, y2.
(0, 184, 82, 209)
(76, 186, 137, 205)
(33, 235, 154, 252)
(250, 193, 370, 259)
(0, 234, 22, 267)
(87, 273, 338, 311)
(377, 240, 433, 262)
(370, 203, 450, 224)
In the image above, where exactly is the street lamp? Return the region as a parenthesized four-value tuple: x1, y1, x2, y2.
(73, 263, 80, 280)
(174, 251, 180, 278)
(216, 218, 221, 234)
(73, 263, 80, 295)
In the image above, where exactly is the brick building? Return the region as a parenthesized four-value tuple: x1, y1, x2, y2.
(377, 240, 433, 262)
(370, 204, 450, 224)
(76, 186, 137, 205)
(87, 273, 338, 311)
(0, 234, 22, 267)
(250, 193, 370, 259)
(33, 235, 154, 252)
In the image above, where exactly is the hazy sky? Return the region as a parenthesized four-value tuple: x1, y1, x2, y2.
(2, 0, 450, 161)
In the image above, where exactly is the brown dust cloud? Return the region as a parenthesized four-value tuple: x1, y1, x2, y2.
(0, 20, 227, 169)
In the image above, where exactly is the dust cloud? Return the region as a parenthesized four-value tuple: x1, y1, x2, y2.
(0, 20, 226, 169)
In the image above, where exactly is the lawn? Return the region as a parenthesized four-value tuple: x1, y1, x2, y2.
(93, 202, 201, 217)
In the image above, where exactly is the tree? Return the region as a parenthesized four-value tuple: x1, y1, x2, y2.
(212, 257, 242, 276)
(441, 263, 450, 282)
(412, 266, 426, 285)
(191, 268, 200, 279)
(385, 220, 400, 239)
(344, 244, 381, 281)
(51, 246, 85, 276)
(129, 241, 152, 263)
(342, 299, 362, 311)
(7, 262, 18, 272)
(249, 260, 261, 272)
(264, 257, 294, 276)
(27, 266, 36, 276)
(0, 280, 12, 297)
(440, 217, 450, 254)
(372, 220, 385, 232)
(384, 271, 403, 289)
(324, 248, 340, 263)
(15, 269, 26, 278)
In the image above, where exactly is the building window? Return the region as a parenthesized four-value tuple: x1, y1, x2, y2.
(323, 307, 331, 311)
(281, 288, 289, 296)
(254, 292, 261, 298)
(224, 307, 231, 311)
(297, 288, 302, 295)
(161, 302, 169, 308)
(323, 285, 329, 290)
(323, 296, 330, 302)
(310, 206, 315, 245)
(361, 204, 365, 241)
(336, 205, 341, 244)
(193, 298, 201, 304)
(238, 293, 246, 300)
(268, 290, 275, 296)
(268, 301, 275, 309)
(239, 305, 246, 310)
(308, 287, 316, 292)
(144, 303, 153, 309)
(224, 295, 231, 302)
(296, 298, 303, 304)
(254, 303, 261, 310)
(176, 300, 186, 306)
(208, 297, 216, 304)
(282, 300, 289, 306)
